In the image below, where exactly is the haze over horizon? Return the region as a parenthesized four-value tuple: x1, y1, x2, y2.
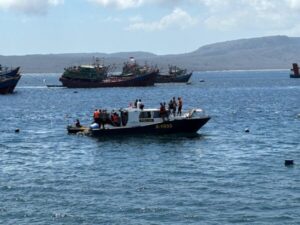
(1, 0, 300, 56)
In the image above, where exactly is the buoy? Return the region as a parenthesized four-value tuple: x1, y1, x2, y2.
(15, 129, 20, 133)
(285, 160, 294, 166)
(73, 91, 78, 93)
(244, 128, 250, 133)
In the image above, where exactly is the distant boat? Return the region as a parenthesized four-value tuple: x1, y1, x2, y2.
(290, 63, 300, 78)
(59, 57, 159, 88)
(156, 65, 192, 83)
(0, 66, 21, 94)
(60, 72, 157, 88)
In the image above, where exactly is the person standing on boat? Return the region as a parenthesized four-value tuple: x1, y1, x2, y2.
(168, 99, 174, 112)
(137, 99, 142, 109)
(139, 99, 144, 110)
(93, 109, 100, 124)
(172, 97, 177, 117)
(160, 103, 167, 121)
(177, 97, 183, 116)
(99, 110, 107, 129)
(134, 99, 138, 108)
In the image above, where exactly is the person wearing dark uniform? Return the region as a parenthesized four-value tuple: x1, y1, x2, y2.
(177, 97, 183, 116)
(75, 119, 81, 127)
(172, 97, 177, 117)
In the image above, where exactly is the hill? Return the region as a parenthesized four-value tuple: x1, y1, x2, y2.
(1, 35, 299, 73)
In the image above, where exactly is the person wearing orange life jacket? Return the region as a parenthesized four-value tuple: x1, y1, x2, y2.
(93, 109, 100, 124)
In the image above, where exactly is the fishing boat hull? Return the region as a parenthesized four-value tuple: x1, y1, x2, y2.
(0, 75, 21, 94)
(88, 117, 210, 137)
(155, 72, 192, 83)
(60, 71, 157, 88)
(0, 67, 20, 77)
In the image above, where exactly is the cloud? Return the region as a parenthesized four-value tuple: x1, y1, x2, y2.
(286, 0, 300, 9)
(126, 8, 197, 31)
(88, 0, 144, 9)
(88, 0, 185, 9)
(0, 0, 64, 14)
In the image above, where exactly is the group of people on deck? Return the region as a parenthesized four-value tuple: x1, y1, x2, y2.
(160, 97, 183, 121)
(93, 109, 121, 129)
(75, 97, 184, 128)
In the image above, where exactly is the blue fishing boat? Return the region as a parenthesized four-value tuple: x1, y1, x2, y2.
(156, 65, 192, 83)
(0, 66, 21, 94)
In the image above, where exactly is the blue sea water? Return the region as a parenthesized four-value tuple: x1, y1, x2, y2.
(0, 70, 299, 224)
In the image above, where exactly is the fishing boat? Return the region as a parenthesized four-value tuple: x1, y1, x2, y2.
(60, 71, 157, 88)
(121, 57, 158, 76)
(0, 65, 21, 94)
(59, 57, 158, 88)
(156, 65, 192, 83)
(290, 63, 300, 78)
(67, 105, 210, 136)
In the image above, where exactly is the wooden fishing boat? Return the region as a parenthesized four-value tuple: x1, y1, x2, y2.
(0, 66, 21, 94)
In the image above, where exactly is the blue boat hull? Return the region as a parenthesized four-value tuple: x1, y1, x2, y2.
(0, 76, 21, 94)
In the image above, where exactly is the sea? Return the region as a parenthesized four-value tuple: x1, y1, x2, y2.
(0, 70, 299, 224)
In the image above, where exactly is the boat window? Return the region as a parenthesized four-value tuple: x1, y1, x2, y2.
(139, 111, 151, 119)
(139, 111, 153, 122)
(153, 111, 161, 118)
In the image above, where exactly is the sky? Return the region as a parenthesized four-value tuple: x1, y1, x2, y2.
(1, 0, 300, 55)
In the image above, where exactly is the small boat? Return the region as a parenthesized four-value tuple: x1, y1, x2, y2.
(46, 84, 64, 88)
(290, 63, 300, 78)
(67, 106, 210, 137)
(156, 66, 193, 83)
(0, 66, 21, 94)
(67, 125, 90, 134)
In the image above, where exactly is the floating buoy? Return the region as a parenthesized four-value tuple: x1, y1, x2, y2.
(244, 128, 250, 133)
(285, 160, 294, 166)
(199, 79, 205, 82)
(15, 129, 20, 133)
(73, 91, 78, 93)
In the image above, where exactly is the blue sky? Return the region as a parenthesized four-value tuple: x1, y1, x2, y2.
(1, 0, 300, 55)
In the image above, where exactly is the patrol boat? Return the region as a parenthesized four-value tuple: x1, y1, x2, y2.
(67, 106, 210, 136)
